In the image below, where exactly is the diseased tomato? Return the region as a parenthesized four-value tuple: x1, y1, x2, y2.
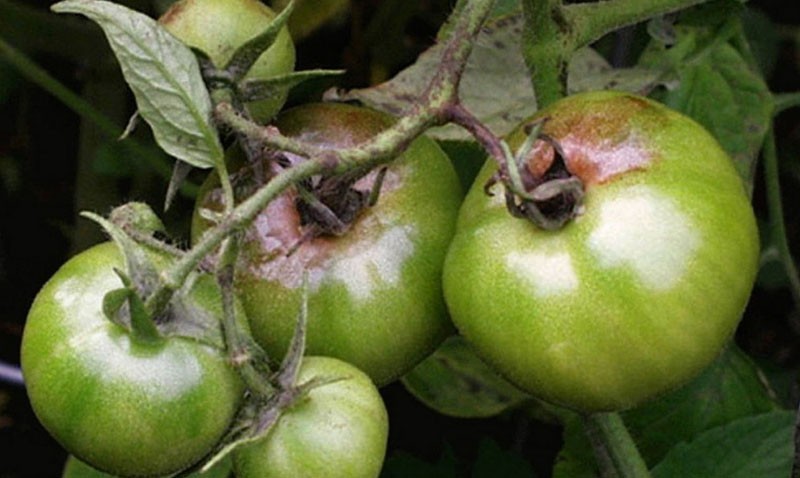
(159, 0, 296, 121)
(21, 243, 244, 477)
(443, 91, 759, 412)
(192, 102, 462, 386)
(233, 356, 389, 478)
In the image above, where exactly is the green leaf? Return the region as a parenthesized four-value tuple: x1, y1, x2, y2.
(51, 0, 223, 169)
(554, 345, 781, 477)
(225, 0, 294, 81)
(639, 20, 772, 191)
(623, 345, 780, 465)
(331, 13, 537, 142)
(472, 438, 537, 478)
(651, 411, 794, 478)
(401, 336, 531, 418)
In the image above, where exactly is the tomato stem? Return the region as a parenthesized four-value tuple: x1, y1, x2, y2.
(584, 412, 652, 478)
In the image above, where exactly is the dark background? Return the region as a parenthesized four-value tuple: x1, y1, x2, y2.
(1, 0, 799, 476)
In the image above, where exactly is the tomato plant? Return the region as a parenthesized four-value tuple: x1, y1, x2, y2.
(443, 91, 760, 412)
(233, 356, 389, 478)
(159, 0, 296, 122)
(192, 102, 462, 386)
(21, 243, 244, 477)
(4, 0, 798, 476)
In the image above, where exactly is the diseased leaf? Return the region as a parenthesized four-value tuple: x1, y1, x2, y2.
(401, 336, 531, 418)
(651, 411, 794, 478)
(52, 0, 223, 169)
(331, 14, 536, 142)
(567, 48, 672, 96)
(334, 14, 671, 142)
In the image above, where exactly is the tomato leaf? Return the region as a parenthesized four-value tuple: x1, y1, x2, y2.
(651, 411, 794, 478)
(554, 345, 782, 477)
(328, 13, 537, 142)
(567, 48, 671, 96)
(638, 17, 772, 191)
(401, 335, 531, 418)
(51, 0, 223, 169)
(224, 0, 294, 81)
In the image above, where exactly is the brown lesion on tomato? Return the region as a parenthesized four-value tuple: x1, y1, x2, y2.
(523, 95, 662, 187)
(228, 157, 404, 288)
(496, 94, 666, 230)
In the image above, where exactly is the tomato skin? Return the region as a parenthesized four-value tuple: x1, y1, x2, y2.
(443, 91, 759, 412)
(21, 243, 244, 477)
(192, 103, 462, 386)
(233, 356, 389, 478)
(159, 0, 295, 122)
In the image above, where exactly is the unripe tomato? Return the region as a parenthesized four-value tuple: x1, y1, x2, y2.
(233, 356, 389, 478)
(443, 91, 759, 412)
(22, 243, 244, 477)
(192, 103, 462, 386)
(159, 0, 296, 122)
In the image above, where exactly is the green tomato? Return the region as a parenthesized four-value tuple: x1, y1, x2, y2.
(22, 243, 244, 477)
(159, 0, 296, 122)
(443, 91, 759, 412)
(233, 356, 389, 478)
(192, 103, 462, 386)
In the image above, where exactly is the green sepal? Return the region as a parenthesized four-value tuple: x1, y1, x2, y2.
(195, 276, 343, 473)
(238, 69, 344, 103)
(110, 268, 162, 344)
(224, 0, 295, 82)
(81, 210, 161, 298)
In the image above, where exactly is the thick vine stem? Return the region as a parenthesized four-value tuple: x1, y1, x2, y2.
(143, 0, 499, 318)
(584, 412, 652, 478)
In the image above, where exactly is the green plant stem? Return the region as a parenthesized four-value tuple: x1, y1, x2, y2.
(143, 0, 498, 317)
(0, 37, 192, 193)
(775, 92, 800, 115)
(584, 412, 652, 478)
(763, 126, 800, 308)
(520, 0, 708, 107)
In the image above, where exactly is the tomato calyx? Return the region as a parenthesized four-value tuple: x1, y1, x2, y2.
(489, 119, 585, 230)
(289, 161, 388, 248)
(197, 293, 343, 474)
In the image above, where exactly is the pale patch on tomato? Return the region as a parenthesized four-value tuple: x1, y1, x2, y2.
(586, 186, 700, 290)
(326, 224, 416, 301)
(79, 333, 205, 399)
(505, 250, 579, 297)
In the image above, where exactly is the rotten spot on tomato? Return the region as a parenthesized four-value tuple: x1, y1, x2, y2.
(192, 102, 462, 386)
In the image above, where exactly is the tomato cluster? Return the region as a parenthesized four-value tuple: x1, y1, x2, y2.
(19, 0, 760, 473)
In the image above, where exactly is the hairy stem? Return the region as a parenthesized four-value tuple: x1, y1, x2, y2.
(520, 0, 709, 107)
